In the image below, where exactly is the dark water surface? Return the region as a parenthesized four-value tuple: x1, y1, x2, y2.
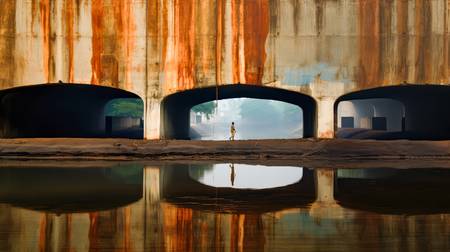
(0, 162, 449, 251)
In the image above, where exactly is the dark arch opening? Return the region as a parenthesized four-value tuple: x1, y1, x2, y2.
(0, 83, 144, 138)
(334, 85, 450, 140)
(161, 84, 316, 140)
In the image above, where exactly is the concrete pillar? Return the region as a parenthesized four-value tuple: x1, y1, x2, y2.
(316, 97, 335, 138)
(144, 98, 161, 139)
(309, 168, 345, 219)
(315, 169, 336, 204)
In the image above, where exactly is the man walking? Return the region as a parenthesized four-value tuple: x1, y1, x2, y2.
(229, 122, 236, 140)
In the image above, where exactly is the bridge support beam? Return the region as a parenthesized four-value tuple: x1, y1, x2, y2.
(314, 169, 336, 204)
(316, 98, 336, 138)
(309, 168, 345, 219)
(144, 98, 162, 140)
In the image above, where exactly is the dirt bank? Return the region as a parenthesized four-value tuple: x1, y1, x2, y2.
(0, 138, 449, 166)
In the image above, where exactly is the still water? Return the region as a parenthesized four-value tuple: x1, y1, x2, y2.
(0, 162, 449, 251)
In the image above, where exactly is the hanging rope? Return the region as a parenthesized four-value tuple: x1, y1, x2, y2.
(211, 83, 219, 139)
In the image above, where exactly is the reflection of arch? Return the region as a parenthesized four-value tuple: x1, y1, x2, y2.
(161, 164, 315, 213)
(188, 164, 304, 189)
(0, 164, 143, 213)
(335, 85, 450, 140)
(161, 84, 316, 139)
(335, 168, 450, 214)
(0, 83, 143, 138)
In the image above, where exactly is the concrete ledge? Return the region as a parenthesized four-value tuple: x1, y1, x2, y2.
(0, 138, 449, 167)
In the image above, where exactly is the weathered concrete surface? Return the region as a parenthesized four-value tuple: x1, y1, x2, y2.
(0, 1, 449, 139)
(1, 138, 450, 167)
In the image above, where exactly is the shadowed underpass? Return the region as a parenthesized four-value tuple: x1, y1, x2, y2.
(335, 85, 450, 140)
(161, 84, 316, 140)
(0, 83, 143, 139)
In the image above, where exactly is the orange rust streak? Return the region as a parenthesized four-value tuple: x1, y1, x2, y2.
(243, 0, 269, 84)
(147, 0, 159, 51)
(164, 0, 196, 92)
(243, 215, 265, 251)
(39, 0, 51, 82)
(161, 0, 168, 75)
(396, 0, 409, 83)
(32, 0, 37, 32)
(231, 0, 241, 83)
(91, 0, 103, 85)
(0, 0, 16, 89)
(162, 204, 194, 252)
(177, 0, 196, 90)
(66, 214, 73, 252)
(445, 0, 449, 83)
(216, 0, 225, 85)
(414, 0, 432, 83)
(88, 213, 99, 251)
(176, 208, 194, 252)
(38, 214, 47, 252)
(66, 0, 75, 82)
(357, 0, 380, 88)
(124, 207, 131, 251)
(229, 214, 239, 252)
(113, 1, 136, 89)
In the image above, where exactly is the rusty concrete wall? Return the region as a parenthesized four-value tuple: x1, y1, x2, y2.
(0, 0, 449, 138)
(0, 0, 448, 97)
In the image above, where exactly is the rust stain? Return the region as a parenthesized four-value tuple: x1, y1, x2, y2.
(38, 214, 52, 252)
(162, 204, 194, 252)
(147, 0, 159, 53)
(243, 215, 265, 251)
(194, 1, 215, 84)
(291, 0, 300, 35)
(0, 0, 15, 89)
(357, 0, 380, 88)
(414, 0, 432, 83)
(229, 214, 243, 252)
(88, 213, 99, 251)
(379, 0, 393, 84)
(124, 207, 131, 251)
(65, 214, 73, 251)
(231, 0, 243, 83)
(75, 0, 82, 18)
(448, 0, 450, 82)
(164, 0, 196, 92)
(216, 0, 225, 85)
(396, 0, 409, 83)
(91, 0, 103, 84)
(65, 0, 75, 82)
(441, 0, 449, 83)
(113, 0, 136, 89)
(319, 130, 334, 138)
(38, 215, 47, 252)
(161, 0, 168, 76)
(32, 0, 37, 30)
(39, 0, 51, 82)
(243, 0, 269, 84)
(314, 0, 324, 35)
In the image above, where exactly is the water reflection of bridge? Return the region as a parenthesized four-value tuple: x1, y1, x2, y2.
(1, 164, 450, 251)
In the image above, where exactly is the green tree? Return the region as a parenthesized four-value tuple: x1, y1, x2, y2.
(192, 101, 216, 119)
(105, 98, 144, 117)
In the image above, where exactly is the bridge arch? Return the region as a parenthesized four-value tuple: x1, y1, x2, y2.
(160, 84, 317, 139)
(334, 84, 450, 140)
(0, 83, 144, 138)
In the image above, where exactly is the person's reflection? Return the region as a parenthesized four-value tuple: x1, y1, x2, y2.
(230, 164, 236, 186)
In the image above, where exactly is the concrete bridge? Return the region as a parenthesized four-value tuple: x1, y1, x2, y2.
(0, 0, 449, 139)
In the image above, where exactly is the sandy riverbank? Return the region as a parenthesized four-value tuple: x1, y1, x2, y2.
(0, 138, 450, 168)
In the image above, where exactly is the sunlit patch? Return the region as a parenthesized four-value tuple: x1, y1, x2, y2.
(190, 98, 303, 140)
(188, 164, 303, 189)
